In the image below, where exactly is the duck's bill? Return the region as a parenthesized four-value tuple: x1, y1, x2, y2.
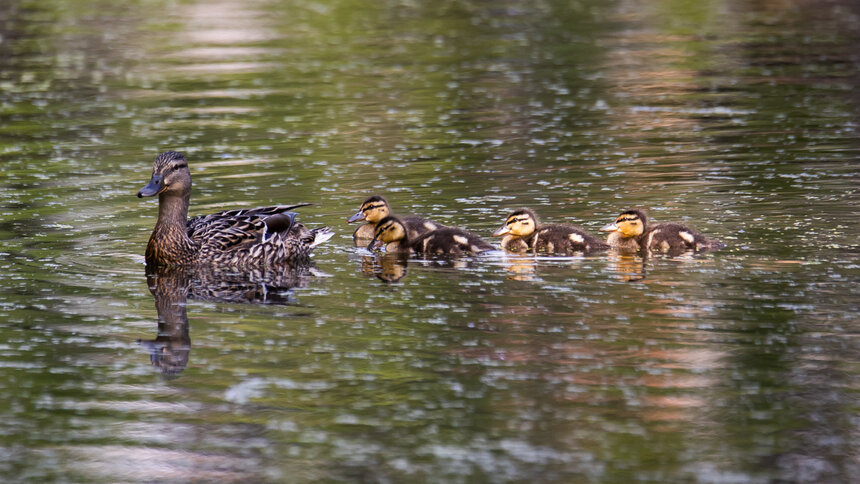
(367, 238, 382, 250)
(137, 175, 164, 198)
(492, 225, 511, 237)
(347, 210, 366, 223)
(599, 222, 618, 232)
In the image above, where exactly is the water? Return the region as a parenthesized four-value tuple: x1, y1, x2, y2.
(1, 0, 858, 482)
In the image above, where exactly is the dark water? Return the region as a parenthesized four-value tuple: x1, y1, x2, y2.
(1, 0, 858, 482)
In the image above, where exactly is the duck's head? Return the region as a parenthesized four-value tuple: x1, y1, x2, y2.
(368, 216, 406, 250)
(137, 151, 191, 198)
(493, 209, 538, 238)
(348, 195, 390, 224)
(600, 209, 647, 238)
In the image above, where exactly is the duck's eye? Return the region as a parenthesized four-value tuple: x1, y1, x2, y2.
(172, 163, 187, 171)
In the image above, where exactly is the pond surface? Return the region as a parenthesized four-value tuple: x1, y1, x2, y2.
(1, 0, 858, 482)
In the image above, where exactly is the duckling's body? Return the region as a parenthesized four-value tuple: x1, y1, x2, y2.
(493, 209, 609, 253)
(138, 151, 332, 267)
(370, 216, 493, 255)
(348, 195, 441, 243)
(600, 209, 724, 253)
(499, 235, 531, 253)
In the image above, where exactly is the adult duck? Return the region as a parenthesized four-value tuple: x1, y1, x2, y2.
(137, 151, 332, 267)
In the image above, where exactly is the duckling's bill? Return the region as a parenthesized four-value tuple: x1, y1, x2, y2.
(492, 224, 512, 237)
(599, 222, 618, 232)
(367, 237, 382, 251)
(347, 210, 366, 223)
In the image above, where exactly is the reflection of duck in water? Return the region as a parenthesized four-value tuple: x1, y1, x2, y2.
(600, 209, 724, 255)
(137, 151, 333, 267)
(138, 264, 314, 376)
(493, 209, 609, 254)
(347, 195, 441, 245)
(138, 267, 191, 377)
(369, 216, 493, 255)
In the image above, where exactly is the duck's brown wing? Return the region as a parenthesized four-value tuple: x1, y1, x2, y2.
(187, 204, 310, 238)
(188, 204, 312, 263)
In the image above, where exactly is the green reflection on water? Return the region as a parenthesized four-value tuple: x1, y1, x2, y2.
(1, 0, 858, 482)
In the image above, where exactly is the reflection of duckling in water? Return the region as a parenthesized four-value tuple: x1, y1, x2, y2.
(493, 209, 609, 253)
(358, 253, 409, 283)
(347, 195, 441, 244)
(369, 216, 493, 255)
(500, 253, 538, 281)
(600, 209, 724, 253)
(606, 251, 647, 282)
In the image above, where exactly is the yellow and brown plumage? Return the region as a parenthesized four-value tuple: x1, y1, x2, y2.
(137, 151, 332, 267)
(600, 209, 724, 253)
(347, 195, 441, 243)
(369, 216, 493, 255)
(493, 209, 609, 253)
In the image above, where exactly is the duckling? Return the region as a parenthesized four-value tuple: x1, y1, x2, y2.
(600, 209, 724, 253)
(493, 209, 609, 253)
(347, 195, 441, 243)
(137, 151, 333, 267)
(369, 216, 493, 255)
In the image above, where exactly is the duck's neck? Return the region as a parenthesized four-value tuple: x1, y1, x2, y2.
(146, 192, 195, 265)
(157, 192, 190, 228)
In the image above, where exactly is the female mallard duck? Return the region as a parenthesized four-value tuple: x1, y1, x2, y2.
(137, 151, 332, 267)
(492, 209, 609, 253)
(600, 209, 724, 252)
(369, 216, 493, 255)
(347, 195, 441, 243)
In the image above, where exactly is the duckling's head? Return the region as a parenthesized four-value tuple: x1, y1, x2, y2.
(368, 216, 407, 250)
(493, 209, 538, 238)
(137, 151, 191, 198)
(348, 195, 391, 224)
(600, 209, 647, 238)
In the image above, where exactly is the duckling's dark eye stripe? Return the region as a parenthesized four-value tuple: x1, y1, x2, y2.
(173, 163, 187, 170)
(363, 204, 382, 212)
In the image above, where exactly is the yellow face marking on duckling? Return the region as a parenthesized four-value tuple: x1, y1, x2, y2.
(494, 214, 535, 237)
(374, 219, 406, 244)
(602, 214, 644, 239)
(361, 202, 390, 224)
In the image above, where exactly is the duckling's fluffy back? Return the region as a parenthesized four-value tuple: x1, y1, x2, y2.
(413, 227, 493, 255)
(643, 223, 724, 252)
(531, 224, 609, 253)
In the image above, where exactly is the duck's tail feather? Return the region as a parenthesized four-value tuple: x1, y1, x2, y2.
(308, 227, 334, 249)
